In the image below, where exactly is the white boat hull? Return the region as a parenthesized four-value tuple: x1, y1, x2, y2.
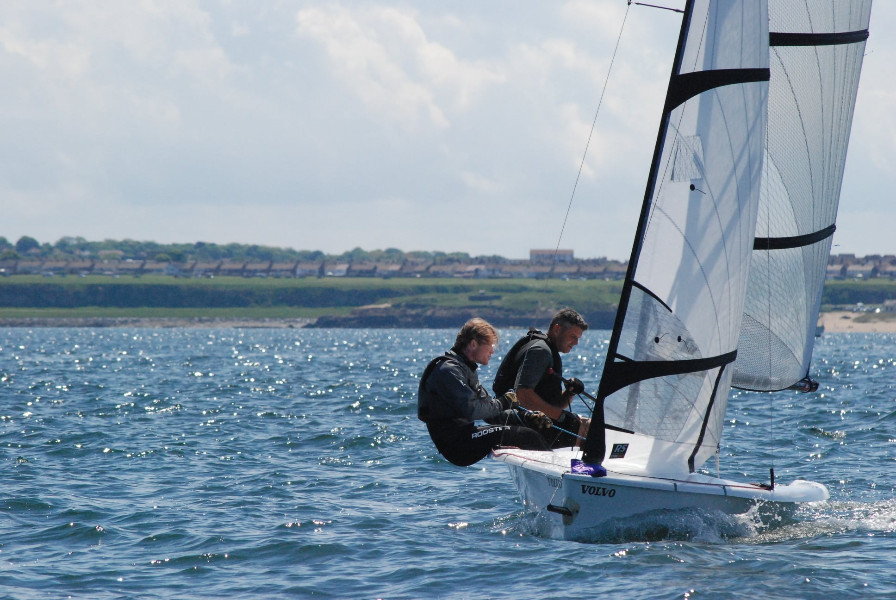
(492, 448, 829, 541)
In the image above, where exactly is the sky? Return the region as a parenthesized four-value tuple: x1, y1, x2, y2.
(2, 1, 893, 261)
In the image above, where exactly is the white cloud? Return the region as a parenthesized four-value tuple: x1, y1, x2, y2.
(298, 7, 431, 129)
(295, 5, 507, 131)
(0, 0, 892, 259)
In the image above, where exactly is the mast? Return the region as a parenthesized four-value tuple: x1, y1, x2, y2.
(582, 0, 770, 474)
(732, 0, 872, 392)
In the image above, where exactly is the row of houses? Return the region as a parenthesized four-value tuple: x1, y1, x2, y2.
(2, 254, 896, 280)
(0, 257, 629, 280)
(827, 254, 896, 279)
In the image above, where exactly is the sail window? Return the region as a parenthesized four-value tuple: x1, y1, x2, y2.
(669, 135, 704, 183)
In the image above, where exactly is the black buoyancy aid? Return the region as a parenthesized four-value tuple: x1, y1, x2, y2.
(417, 353, 452, 422)
(492, 329, 563, 405)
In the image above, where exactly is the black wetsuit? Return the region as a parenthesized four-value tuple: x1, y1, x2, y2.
(418, 349, 547, 466)
(493, 332, 582, 448)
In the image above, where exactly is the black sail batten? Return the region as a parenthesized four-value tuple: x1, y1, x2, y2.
(753, 223, 836, 250)
(687, 363, 729, 473)
(664, 68, 770, 115)
(770, 30, 868, 47)
(599, 350, 737, 400)
(632, 281, 672, 313)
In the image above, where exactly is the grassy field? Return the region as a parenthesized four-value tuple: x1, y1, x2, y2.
(0, 275, 893, 321)
(0, 275, 624, 317)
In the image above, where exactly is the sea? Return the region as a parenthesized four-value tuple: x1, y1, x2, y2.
(2, 326, 895, 599)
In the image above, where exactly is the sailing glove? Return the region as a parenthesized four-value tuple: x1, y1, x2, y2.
(498, 390, 518, 411)
(523, 410, 552, 430)
(556, 410, 581, 433)
(564, 377, 585, 396)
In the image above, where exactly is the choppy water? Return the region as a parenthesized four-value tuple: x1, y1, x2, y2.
(2, 327, 896, 599)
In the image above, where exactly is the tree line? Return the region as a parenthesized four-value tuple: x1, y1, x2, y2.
(0, 236, 485, 264)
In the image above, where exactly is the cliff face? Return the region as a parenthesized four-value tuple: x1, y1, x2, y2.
(309, 305, 616, 329)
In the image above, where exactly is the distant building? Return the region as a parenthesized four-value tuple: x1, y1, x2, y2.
(530, 249, 574, 264)
(296, 261, 323, 278)
(8, 252, 896, 281)
(845, 262, 876, 280)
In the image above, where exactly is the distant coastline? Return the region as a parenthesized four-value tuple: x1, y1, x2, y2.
(0, 317, 316, 329)
(2, 310, 894, 333)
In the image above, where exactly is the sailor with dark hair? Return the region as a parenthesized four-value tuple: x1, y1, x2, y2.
(418, 318, 551, 467)
(492, 308, 590, 448)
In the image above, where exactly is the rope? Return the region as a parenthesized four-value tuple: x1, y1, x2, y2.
(631, 2, 684, 14)
(551, 2, 632, 263)
(516, 406, 586, 441)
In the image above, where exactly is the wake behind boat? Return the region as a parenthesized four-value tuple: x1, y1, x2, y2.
(493, 0, 871, 540)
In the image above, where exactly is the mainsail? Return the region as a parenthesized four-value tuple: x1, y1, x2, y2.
(732, 1, 872, 391)
(581, 0, 770, 475)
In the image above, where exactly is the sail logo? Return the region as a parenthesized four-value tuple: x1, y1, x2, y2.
(610, 443, 628, 459)
(580, 485, 616, 498)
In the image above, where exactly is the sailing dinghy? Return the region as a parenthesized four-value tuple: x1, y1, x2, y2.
(492, 0, 871, 540)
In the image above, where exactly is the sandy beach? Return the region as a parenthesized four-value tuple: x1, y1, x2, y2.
(820, 311, 896, 333)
